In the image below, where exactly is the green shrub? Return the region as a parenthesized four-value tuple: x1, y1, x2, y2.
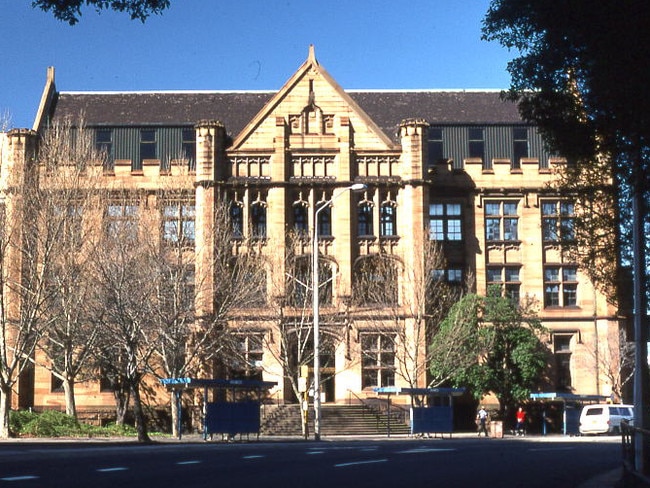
(9, 410, 39, 435)
(21, 410, 81, 437)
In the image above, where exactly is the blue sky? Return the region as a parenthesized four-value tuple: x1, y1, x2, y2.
(1, 1, 515, 130)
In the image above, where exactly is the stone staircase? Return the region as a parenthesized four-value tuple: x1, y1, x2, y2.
(260, 403, 411, 436)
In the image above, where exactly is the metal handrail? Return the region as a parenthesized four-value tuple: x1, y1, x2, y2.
(346, 389, 408, 425)
(621, 419, 650, 484)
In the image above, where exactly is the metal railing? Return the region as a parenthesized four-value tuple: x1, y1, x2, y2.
(621, 419, 650, 485)
(347, 389, 408, 430)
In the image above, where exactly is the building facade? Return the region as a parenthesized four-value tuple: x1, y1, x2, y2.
(1, 47, 622, 417)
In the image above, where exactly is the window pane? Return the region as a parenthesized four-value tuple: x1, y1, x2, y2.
(563, 268, 577, 281)
(505, 267, 520, 282)
(485, 203, 500, 216)
(487, 268, 502, 282)
(545, 267, 560, 281)
(542, 202, 557, 216)
(429, 220, 444, 241)
(446, 204, 461, 216)
(504, 218, 518, 240)
(486, 218, 500, 241)
(447, 219, 462, 240)
(503, 202, 518, 215)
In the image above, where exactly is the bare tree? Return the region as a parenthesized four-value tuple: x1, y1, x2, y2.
(352, 238, 469, 400)
(589, 328, 635, 402)
(0, 129, 59, 437)
(87, 188, 160, 442)
(34, 118, 107, 418)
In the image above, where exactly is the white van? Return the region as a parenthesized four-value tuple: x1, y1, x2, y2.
(579, 404, 634, 435)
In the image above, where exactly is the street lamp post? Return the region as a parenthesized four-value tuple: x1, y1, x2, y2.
(312, 183, 366, 441)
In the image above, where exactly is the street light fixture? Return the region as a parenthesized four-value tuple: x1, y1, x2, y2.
(312, 182, 366, 441)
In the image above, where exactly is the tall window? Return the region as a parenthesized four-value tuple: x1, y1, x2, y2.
(487, 266, 521, 303)
(485, 201, 519, 242)
(231, 333, 264, 381)
(105, 203, 138, 239)
(230, 202, 243, 238)
(544, 266, 578, 307)
(468, 127, 485, 166)
(429, 203, 462, 241)
(251, 202, 267, 239)
(182, 128, 196, 171)
(553, 333, 573, 391)
(427, 127, 444, 165)
(512, 127, 528, 169)
(139, 129, 157, 170)
(358, 202, 374, 237)
(380, 203, 397, 237)
(361, 333, 396, 388)
(162, 202, 195, 246)
(95, 129, 113, 168)
(542, 200, 575, 242)
(293, 202, 308, 236)
(317, 204, 332, 237)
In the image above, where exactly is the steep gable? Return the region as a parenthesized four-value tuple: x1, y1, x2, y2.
(231, 45, 396, 152)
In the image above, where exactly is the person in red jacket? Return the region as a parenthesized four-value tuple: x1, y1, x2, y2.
(515, 407, 526, 436)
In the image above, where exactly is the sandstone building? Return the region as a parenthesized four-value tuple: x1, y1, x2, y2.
(0, 47, 622, 420)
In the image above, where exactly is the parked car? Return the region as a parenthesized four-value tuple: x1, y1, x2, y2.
(579, 404, 634, 435)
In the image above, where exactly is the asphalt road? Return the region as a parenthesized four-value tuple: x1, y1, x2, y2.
(0, 435, 621, 488)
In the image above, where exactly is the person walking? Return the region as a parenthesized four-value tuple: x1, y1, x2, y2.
(515, 407, 526, 436)
(477, 406, 489, 437)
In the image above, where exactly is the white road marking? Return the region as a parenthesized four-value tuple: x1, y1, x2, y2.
(242, 455, 265, 459)
(397, 448, 456, 454)
(306, 450, 325, 455)
(97, 467, 128, 472)
(335, 459, 388, 468)
(1, 476, 40, 481)
(177, 460, 202, 465)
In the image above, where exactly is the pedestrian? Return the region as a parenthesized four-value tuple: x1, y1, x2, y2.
(515, 407, 526, 436)
(477, 405, 489, 437)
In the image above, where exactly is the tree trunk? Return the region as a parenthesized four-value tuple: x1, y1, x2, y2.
(113, 381, 130, 425)
(0, 385, 11, 439)
(63, 377, 77, 418)
(131, 382, 150, 443)
(171, 391, 180, 438)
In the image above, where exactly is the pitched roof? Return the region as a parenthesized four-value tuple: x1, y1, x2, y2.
(50, 89, 523, 142)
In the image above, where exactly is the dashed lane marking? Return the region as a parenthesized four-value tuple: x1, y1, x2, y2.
(96, 467, 129, 473)
(176, 460, 202, 465)
(242, 455, 265, 459)
(334, 459, 388, 468)
(397, 448, 457, 454)
(1, 476, 40, 481)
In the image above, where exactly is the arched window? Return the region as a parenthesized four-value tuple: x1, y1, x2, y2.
(288, 256, 333, 307)
(353, 256, 399, 306)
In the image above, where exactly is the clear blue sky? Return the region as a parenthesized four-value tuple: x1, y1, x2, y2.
(1, 1, 515, 130)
